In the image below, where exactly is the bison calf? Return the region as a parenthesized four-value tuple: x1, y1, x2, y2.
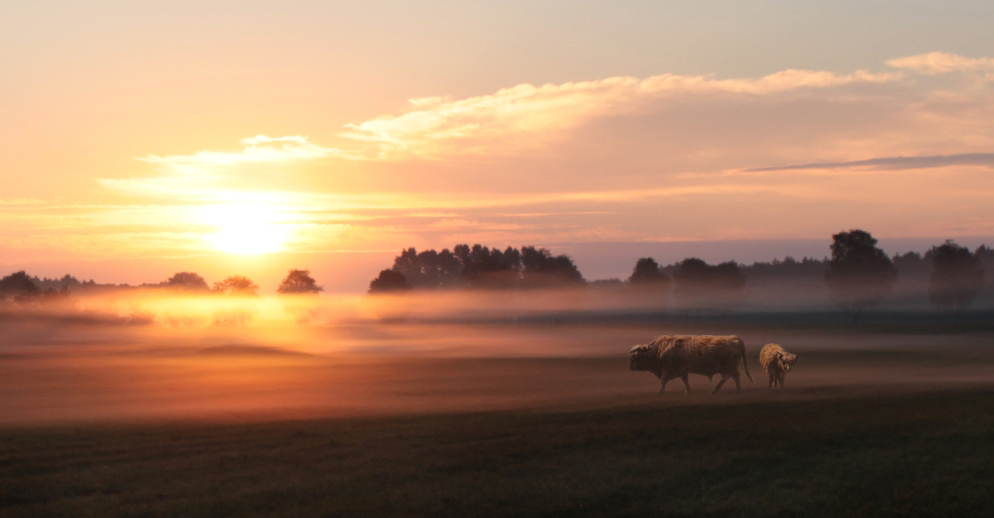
(759, 343, 797, 389)
(629, 335, 754, 394)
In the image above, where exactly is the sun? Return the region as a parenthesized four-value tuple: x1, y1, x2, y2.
(201, 203, 288, 255)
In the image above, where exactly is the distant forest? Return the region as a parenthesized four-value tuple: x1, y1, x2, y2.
(1, 229, 991, 312)
(367, 230, 992, 312)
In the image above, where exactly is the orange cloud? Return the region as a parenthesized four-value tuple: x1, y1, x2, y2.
(886, 52, 994, 75)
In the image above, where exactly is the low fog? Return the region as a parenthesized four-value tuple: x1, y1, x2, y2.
(2, 287, 993, 427)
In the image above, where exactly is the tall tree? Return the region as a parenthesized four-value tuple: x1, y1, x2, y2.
(824, 229, 896, 314)
(520, 246, 584, 288)
(277, 269, 323, 294)
(628, 258, 670, 288)
(926, 241, 985, 311)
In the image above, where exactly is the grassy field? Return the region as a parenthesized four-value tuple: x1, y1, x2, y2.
(3, 389, 993, 517)
(3, 320, 993, 516)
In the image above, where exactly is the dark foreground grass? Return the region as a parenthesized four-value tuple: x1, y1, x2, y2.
(2, 391, 993, 517)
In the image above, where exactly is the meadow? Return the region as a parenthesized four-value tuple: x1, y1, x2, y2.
(2, 305, 994, 516)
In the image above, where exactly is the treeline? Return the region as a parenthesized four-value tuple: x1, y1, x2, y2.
(0, 269, 324, 304)
(368, 231, 991, 312)
(369, 245, 585, 292)
(369, 246, 753, 307)
(2, 230, 990, 313)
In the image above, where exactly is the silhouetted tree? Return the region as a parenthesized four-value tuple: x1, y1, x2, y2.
(672, 258, 746, 308)
(369, 269, 412, 294)
(379, 243, 588, 290)
(460, 245, 522, 289)
(30, 274, 85, 292)
(162, 272, 210, 292)
(742, 256, 828, 278)
(212, 276, 259, 296)
(628, 258, 670, 287)
(824, 229, 896, 315)
(0, 271, 39, 297)
(277, 269, 322, 294)
(391, 247, 462, 289)
(453, 244, 471, 265)
(625, 257, 669, 305)
(926, 241, 985, 311)
(520, 246, 584, 288)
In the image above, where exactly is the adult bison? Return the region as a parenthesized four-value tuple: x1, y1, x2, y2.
(629, 335, 754, 394)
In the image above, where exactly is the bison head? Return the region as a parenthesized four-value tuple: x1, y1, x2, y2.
(628, 344, 656, 372)
(777, 352, 798, 372)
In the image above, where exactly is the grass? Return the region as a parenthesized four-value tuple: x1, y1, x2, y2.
(2, 390, 993, 517)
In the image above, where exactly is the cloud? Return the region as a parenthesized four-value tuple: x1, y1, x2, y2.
(886, 52, 994, 75)
(339, 68, 896, 159)
(136, 135, 342, 175)
(331, 52, 994, 162)
(747, 152, 994, 172)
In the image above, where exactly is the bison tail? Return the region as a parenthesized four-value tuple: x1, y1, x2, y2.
(740, 340, 754, 383)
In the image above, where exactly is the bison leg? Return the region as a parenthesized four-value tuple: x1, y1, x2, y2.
(711, 374, 729, 394)
(768, 372, 776, 389)
(731, 372, 741, 393)
(680, 375, 691, 393)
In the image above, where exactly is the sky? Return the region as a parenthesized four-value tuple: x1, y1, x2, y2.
(2, 1, 994, 292)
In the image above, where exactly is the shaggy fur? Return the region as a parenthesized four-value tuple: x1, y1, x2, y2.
(759, 343, 798, 389)
(628, 335, 754, 394)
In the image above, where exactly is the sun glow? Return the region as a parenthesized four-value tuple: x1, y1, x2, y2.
(201, 203, 288, 255)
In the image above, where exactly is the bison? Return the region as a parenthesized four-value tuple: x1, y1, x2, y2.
(629, 335, 754, 394)
(759, 343, 797, 389)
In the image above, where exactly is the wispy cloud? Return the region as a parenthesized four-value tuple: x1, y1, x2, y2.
(886, 52, 994, 75)
(327, 52, 994, 162)
(747, 152, 994, 172)
(339, 69, 896, 159)
(138, 135, 341, 173)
